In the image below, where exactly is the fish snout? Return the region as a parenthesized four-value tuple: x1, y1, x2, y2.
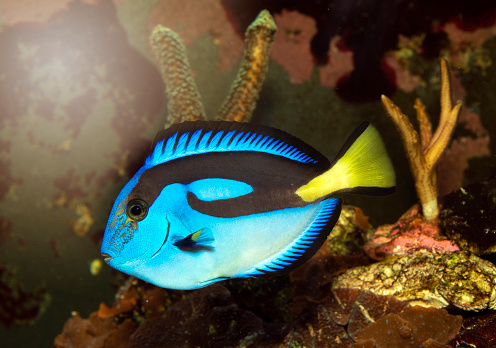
(101, 252, 112, 263)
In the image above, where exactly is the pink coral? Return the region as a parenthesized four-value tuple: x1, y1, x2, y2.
(271, 10, 317, 84)
(0, 0, 105, 26)
(0, 0, 73, 26)
(319, 36, 354, 88)
(270, 10, 354, 86)
(383, 53, 421, 92)
(148, 0, 243, 73)
(364, 205, 459, 260)
(442, 21, 496, 50)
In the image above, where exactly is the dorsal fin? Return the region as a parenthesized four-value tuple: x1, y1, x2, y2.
(145, 121, 328, 168)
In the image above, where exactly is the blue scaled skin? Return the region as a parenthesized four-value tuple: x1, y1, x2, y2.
(101, 121, 395, 290)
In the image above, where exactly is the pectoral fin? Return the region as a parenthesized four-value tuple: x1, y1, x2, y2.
(173, 228, 214, 252)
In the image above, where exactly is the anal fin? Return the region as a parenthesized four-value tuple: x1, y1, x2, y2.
(245, 198, 342, 277)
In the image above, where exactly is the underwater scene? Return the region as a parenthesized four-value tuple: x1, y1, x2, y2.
(1, 0, 496, 347)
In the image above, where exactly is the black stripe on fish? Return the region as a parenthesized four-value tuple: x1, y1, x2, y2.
(129, 151, 325, 218)
(127, 121, 333, 218)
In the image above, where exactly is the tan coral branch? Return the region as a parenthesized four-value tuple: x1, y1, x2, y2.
(414, 98, 432, 150)
(381, 58, 462, 221)
(381, 96, 437, 219)
(150, 25, 207, 127)
(424, 59, 461, 169)
(216, 10, 277, 122)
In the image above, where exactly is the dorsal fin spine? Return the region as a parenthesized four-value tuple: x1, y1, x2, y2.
(283, 146, 295, 156)
(259, 136, 272, 148)
(205, 131, 215, 148)
(272, 140, 283, 150)
(184, 131, 195, 151)
(168, 133, 178, 152)
(237, 133, 249, 146)
(254, 135, 266, 147)
(251, 134, 262, 146)
(231, 132, 244, 146)
(277, 144, 288, 153)
(146, 121, 324, 167)
(244, 133, 256, 146)
(259, 135, 270, 147)
(211, 131, 224, 148)
(219, 130, 236, 149)
(259, 135, 269, 145)
(288, 148, 299, 157)
(177, 133, 189, 152)
(198, 130, 212, 150)
(269, 140, 282, 151)
(191, 130, 202, 150)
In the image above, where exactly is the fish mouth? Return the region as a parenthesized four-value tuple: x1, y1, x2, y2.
(101, 252, 112, 263)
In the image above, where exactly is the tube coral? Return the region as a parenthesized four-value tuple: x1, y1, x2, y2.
(217, 10, 277, 122)
(150, 10, 276, 127)
(150, 26, 207, 126)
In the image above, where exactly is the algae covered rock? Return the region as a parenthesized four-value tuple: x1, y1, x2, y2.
(332, 251, 496, 311)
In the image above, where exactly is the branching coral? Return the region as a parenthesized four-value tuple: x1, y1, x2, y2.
(381, 58, 462, 220)
(149, 10, 276, 128)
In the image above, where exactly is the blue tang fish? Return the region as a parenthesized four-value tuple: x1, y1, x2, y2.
(101, 121, 395, 290)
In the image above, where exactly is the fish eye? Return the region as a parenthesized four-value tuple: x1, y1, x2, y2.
(126, 199, 148, 221)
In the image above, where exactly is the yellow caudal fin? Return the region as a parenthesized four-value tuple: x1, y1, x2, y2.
(296, 122, 396, 202)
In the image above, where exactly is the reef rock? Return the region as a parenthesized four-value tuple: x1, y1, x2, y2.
(352, 306, 462, 348)
(440, 172, 496, 256)
(332, 250, 496, 311)
(364, 205, 459, 260)
(326, 205, 373, 255)
(451, 310, 496, 347)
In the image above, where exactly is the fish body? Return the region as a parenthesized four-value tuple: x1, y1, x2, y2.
(101, 121, 395, 289)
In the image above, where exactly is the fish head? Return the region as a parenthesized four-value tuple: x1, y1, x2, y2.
(101, 167, 218, 289)
(100, 169, 169, 274)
